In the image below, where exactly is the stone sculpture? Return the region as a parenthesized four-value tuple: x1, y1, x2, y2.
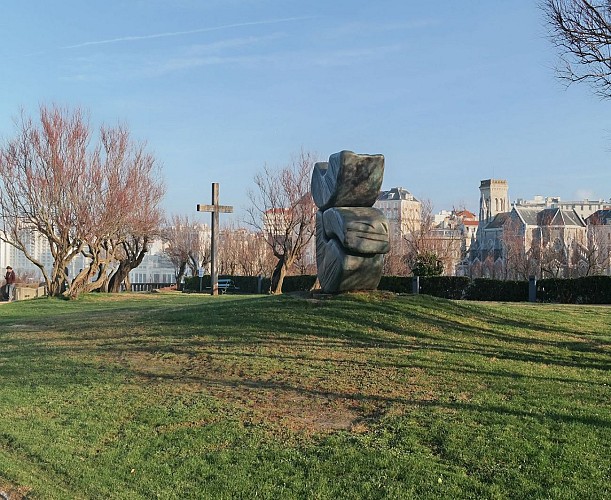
(311, 150, 390, 293)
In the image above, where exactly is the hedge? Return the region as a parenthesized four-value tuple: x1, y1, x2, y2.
(381, 275, 611, 304)
(182, 273, 611, 304)
(420, 276, 471, 300)
(182, 275, 315, 294)
(463, 279, 529, 302)
(183, 275, 270, 294)
(379, 276, 528, 302)
(538, 276, 611, 304)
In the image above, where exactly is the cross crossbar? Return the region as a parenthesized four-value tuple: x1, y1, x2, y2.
(196, 204, 234, 213)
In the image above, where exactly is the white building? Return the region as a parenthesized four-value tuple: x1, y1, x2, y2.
(0, 228, 88, 282)
(128, 238, 176, 285)
(374, 187, 421, 239)
(1, 227, 178, 287)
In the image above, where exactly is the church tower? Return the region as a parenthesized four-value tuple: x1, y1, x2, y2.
(479, 179, 509, 224)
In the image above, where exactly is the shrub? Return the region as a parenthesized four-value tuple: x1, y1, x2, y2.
(412, 252, 443, 277)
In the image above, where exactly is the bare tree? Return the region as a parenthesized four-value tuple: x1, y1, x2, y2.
(238, 231, 276, 278)
(162, 215, 209, 286)
(567, 225, 610, 276)
(247, 151, 316, 293)
(402, 199, 462, 275)
(0, 106, 92, 296)
(500, 217, 541, 279)
(382, 235, 409, 276)
(106, 132, 165, 292)
(0, 105, 164, 298)
(537, 230, 570, 278)
(218, 226, 240, 276)
(186, 230, 211, 278)
(543, 0, 611, 97)
(582, 219, 611, 275)
(76, 126, 164, 295)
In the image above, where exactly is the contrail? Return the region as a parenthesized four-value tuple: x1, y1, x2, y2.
(62, 17, 313, 49)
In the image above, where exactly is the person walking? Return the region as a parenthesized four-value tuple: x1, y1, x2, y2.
(5, 266, 16, 302)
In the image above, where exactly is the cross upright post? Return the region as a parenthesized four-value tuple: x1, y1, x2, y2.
(196, 182, 234, 295)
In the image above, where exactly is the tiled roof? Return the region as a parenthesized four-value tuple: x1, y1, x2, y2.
(455, 209, 477, 219)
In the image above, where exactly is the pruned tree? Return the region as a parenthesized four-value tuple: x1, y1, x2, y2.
(0, 104, 164, 298)
(246, 151, 316, 294)
(543, 0, 611, 97)
(105, 131, 165, 292)
(75, 126, 165, 295)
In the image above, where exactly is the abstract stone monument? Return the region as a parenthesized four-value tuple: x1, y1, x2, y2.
(311, 150, 390, 293)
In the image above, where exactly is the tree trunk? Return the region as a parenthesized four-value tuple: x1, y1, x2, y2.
(107, 239, 149, 293)
(108, 261, 131, 293)
(270, 256, 287, 294)
(175, 261, 187, 291)
(310, 277, 321, 292)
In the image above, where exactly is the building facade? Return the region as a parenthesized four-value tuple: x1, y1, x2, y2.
(466, 178, 610, 279)
(374, 187, 421, 239)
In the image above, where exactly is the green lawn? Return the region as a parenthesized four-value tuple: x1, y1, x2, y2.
(0, 292, 609, 499)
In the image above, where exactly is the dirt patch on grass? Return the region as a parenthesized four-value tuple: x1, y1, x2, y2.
(0, 481, 31, 500)
(110, 339, 439, 437)
(219, 385, 361, 434)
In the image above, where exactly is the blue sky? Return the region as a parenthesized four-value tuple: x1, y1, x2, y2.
(1, 1, 609, 221)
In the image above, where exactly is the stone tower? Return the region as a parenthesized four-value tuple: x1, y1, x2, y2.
(479, 179, 509, 224)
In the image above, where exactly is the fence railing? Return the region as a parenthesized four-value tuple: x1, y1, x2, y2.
(128, 282, 175, 292)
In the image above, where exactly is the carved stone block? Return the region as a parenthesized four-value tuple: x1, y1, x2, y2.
(312, 151, 390, 294)
(311, 150, 385, 210)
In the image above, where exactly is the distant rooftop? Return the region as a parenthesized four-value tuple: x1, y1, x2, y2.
(586, 209, 611, 225)
(513, 207, 585, 227)
(377, 187, 418, 202)
(515, 195, 608, 207)
(454, 209, 477, 220)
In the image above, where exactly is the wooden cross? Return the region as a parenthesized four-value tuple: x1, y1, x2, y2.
(197, 182, 234, 295)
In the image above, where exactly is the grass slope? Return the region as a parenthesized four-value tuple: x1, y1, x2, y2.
(0, 292, 609, 499)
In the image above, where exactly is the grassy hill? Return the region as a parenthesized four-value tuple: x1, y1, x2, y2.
(0, 292, 609, 499)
